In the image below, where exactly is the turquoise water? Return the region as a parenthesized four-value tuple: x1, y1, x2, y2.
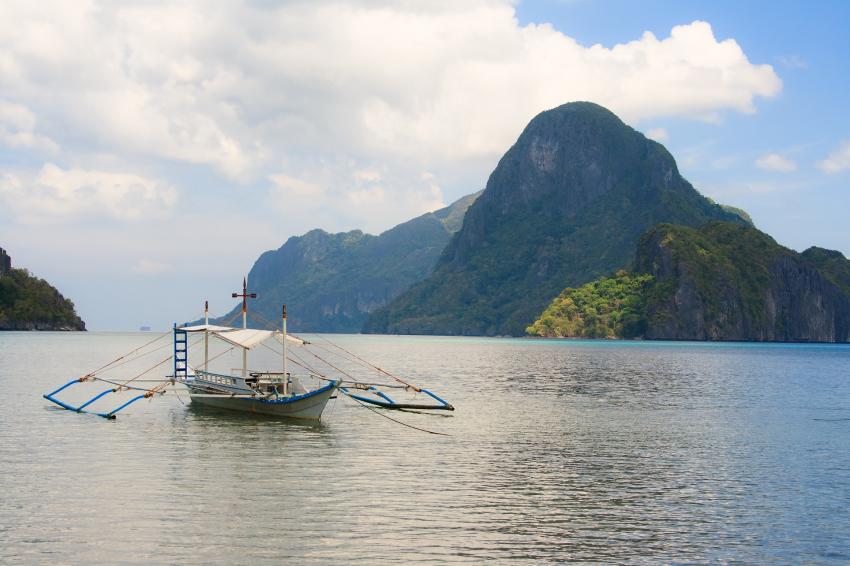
(1, 332, 849, 563)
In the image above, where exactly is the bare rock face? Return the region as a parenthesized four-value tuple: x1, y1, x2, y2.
(637, 223, 850, 342)
(765, 255, 850, 341)
(0, 247, 10, 277)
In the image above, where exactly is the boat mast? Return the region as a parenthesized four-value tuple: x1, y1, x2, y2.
(203, 300, 209, 371)
(232, 277, 257, 380)
(282, 304, 288, 396)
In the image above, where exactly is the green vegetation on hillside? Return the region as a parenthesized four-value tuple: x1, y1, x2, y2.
(529, 221, 850, 342)
(213, 191, 480, 332)
(718, 204, 754, 226)
(0, 268, 85, 330)
(801, 246, 850, 295)
(636, 222, 789, 331)
(365, 102, 743, 336)
(526, 271, 653, 338)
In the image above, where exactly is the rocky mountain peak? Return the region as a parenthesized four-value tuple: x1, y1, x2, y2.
(365, 102, 742, 336)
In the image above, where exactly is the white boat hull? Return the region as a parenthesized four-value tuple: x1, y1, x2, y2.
(188, 382, 338, 420)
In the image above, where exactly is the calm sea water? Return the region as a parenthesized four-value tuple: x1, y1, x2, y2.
(1, 331, 849, 564)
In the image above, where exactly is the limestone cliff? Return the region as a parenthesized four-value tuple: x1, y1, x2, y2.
(635, 223, 850, 342)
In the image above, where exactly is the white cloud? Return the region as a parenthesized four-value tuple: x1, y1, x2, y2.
(646, 128, 669, 142)
(267, 164, 445, 235)
(0, 100, 57, 151)
(818, 142, 850, 173)
(0, 3, 780, 183)
(0, 163, 177, 223)
(268, 174, 324, 199)
(756, 153, 797, 172)
(354, 168, 383, 184)
(0, 3, 786, 328)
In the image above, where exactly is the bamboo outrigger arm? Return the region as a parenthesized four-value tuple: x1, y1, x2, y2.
(42, 378, 159, 420)
(339, 386, 454, 411)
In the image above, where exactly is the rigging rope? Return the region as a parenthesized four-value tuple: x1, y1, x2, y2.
(259, 341, 405, 389)
(188, 343, 237, 372)
(91, 377, 167, 392)
(258, 341, 325, 378)
(206, 308, 243, 329)
(115, 355, 173, 391)
(308, 335, 421, 391)
(238, 308, 309, 347)
(170, 319, 450, 436)
(257, 340, 447, 434)
(79, 331, 170, 380)
(247, 309, 279, 331)
(300, 346, 361, 383)
(112, 335, 204, 392)
(93, 335, 174, 376)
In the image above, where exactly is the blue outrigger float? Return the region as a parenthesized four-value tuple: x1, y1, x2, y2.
(43, 377, 159, 420)
(340, 385, 453, 411)
(42, 278, 453, 422)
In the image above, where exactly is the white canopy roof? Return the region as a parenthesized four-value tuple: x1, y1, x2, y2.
(273, 331, 306, 347)
(212, 328, 275, 350)
(182, 324, 234, 332)
(181, 324, 305, 349)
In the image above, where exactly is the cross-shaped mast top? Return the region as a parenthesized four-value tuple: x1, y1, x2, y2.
(232, 276, 257, 329)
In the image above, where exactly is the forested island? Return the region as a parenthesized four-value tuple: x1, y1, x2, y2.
(227, 102, 850, 343)
(209, 192, 479, 332)
(363, 102, 747, 336)
(528, 222, 850, 342)
(0, 248, 85, 331)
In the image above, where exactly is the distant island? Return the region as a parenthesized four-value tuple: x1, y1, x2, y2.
(0, 248, 85, 331)
(528, 222, 850, 342)
(364, 102, 748, 337)
(224, 101, 849, 343)
(209, 192, 480, 332)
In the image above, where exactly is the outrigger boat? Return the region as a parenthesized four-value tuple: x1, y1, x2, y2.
(173, 280, 338, 419)
(42, 278, 453, 424)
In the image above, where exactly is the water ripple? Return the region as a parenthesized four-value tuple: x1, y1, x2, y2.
(1, 333, 849, 563)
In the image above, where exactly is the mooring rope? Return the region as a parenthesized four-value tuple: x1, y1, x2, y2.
(172, 382, 187, 405)
(341, 390, 450, 436)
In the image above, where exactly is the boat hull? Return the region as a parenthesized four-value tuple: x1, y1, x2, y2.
(188, 382, 338, 420)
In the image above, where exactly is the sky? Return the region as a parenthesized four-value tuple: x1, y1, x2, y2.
(0, 0, 848, 330)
